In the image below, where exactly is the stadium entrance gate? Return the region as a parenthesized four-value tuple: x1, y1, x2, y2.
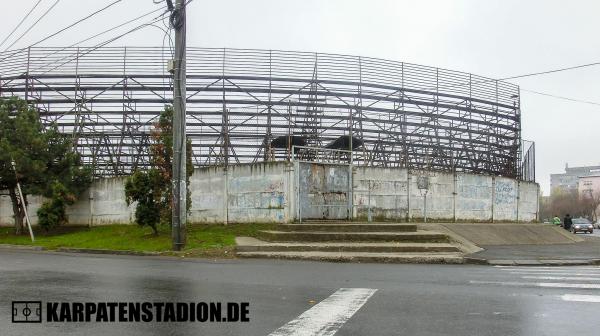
(293, 146, 353, 222)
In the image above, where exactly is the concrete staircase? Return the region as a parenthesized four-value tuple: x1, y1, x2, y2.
(236, 222, 464, 263)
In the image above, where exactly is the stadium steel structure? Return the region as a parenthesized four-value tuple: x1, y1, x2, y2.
(0, 47, 535, 181)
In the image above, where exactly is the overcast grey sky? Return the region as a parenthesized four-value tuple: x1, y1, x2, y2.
(3, 0, 600, 194)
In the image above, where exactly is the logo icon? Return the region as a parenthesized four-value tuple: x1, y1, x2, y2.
(12, 301, 42, 323)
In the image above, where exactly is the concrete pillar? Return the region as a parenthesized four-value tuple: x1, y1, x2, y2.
(223, 167, 229, 225)
(453, 171, 457, 223)
(516, 181, 521, 222)
(491, 176, 496, 223)
(88, 185, 94, 228)
(407, 171, 411, 222)
(285, 162, 294, 223)
(348, 164, 354, 221)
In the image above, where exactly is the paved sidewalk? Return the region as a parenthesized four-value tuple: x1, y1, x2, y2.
(467, 235, 600, 266)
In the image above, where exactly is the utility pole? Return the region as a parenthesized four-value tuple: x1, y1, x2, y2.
(170, 0, 187, 251)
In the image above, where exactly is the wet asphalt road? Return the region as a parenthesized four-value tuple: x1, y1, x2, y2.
(587, 230, 600, 238)
(1, 250, 599, 336)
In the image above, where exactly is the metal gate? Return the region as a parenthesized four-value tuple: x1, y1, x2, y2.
(294, 147, 353, 222)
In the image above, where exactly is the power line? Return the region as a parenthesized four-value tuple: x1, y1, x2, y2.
(428, 61, 600, 108)
(500, 62, 600, 107)
(29, 0, 124, 48)
(33, 0, 194, 75)
(37, 10, 171, 75)
(4, 0, 61, 52)
(20, 6, 167, 72)
(500, 62, 600, 81)
(433, 59, 600, 97)
(26, 0, 193, 73)
(521, 88, 600, 107)
(160, 13, 174, 55)
(0, 0, 44, 49)
(77, 6, 167, 46)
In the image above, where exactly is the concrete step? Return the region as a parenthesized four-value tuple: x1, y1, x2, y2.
(279, 223, 417, 232)
(235, 237, 460, 253)
(257, 230, 449, 243)
(237, 251, 464, 264)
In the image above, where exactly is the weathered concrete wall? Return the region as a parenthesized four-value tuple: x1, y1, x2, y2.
(455, 173, 493, 221)
(518, 181, 539, 222)
(0, 177, 134, 227)
(189, 166, 226, 223)
(190, 163, 291, 224)
(493, 177, 519, 221)
(353, 167, 408, 220)
(0, 162, 539, 226)
(409, 172, 455, 221)
(89, 177, 136, 225)
(0, 194, 45, 225)
(352, 168, 538, 223)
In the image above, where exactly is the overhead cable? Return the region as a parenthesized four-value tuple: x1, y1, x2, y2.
(4, 0, 61, 52)
(29, 0, 124, 48)
(0, 0, 44, 49)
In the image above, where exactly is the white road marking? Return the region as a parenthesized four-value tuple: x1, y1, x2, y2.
(495, 266, 600, 270)
(268, 288, 377, 336)
(470, 280, 600, 289)
(489, 266, 600, 303)
(508, 272, 600, 276)
(522, 276, 600, 281)
(561, 294, 600, 303)
(497, 268, 600, 273)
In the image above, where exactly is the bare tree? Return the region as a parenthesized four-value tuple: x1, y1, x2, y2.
(580, 189, 600, 222)
(546, 188, 598, 220)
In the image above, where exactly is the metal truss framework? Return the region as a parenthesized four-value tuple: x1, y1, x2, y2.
(0, 47, 534, 181)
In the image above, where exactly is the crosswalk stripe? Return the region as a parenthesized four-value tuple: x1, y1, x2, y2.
(268, 288, 377, 336)
(522, 276, 600, 281)
(485, 266, 600, 303)
(561, 294, 600, 303)
(470, 280, 600, 289)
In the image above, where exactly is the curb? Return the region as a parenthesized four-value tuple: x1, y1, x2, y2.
(0, 244, 161, 257)
(55, 247, 162, 256)
(0, 244, 44, 251)
(463, 257, 489, 265)
(464, 257, 600, 266)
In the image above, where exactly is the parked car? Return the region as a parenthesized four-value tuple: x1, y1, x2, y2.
(571, 218, 594, 234)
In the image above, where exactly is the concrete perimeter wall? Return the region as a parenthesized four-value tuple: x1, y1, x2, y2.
(0, 162, 538, 226)
(354, 167, 538, 222)
(190, 163, 293, 224)
(0, 177, 135, 226)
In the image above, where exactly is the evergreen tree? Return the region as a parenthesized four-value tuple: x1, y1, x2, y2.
(0, 97, 91, 233)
